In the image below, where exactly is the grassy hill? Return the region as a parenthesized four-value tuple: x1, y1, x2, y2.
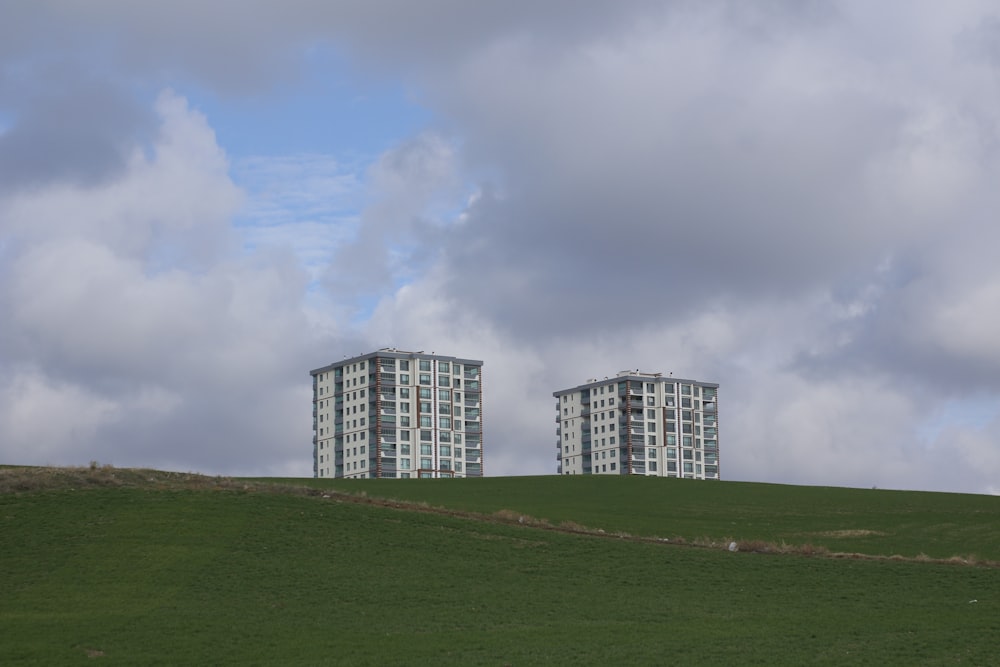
(2, 466, 998, 665)
(291, 474, 1000, 562)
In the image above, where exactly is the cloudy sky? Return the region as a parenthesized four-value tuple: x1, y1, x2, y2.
(2, 1, 1000, 494)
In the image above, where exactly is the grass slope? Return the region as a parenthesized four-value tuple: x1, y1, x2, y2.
(294, 475, 1000, 562)
(1, 467, 998, 665)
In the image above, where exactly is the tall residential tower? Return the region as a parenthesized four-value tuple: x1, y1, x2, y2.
(312, 349, 484, 479)
(554, 371, 719, 479)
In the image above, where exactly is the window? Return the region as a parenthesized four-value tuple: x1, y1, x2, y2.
(440, 431, 451, 443)
(438, 375, 450, 387)
(610, 462, 616, 471)
(441, 460, 452, 471)
(440, 445, 451, 457)
(608, 397, 615, 405)
(648, 448, 657, 458)
(400, 417, 410, 427)
(400, 388, 410, 398)
(683, 423, 693, 434)
(683, 436, 693, 446)
(421, 458, 432, 468)
(401, 444, 410, 455)
(401, 402, 410, 413)
(419, 374, 431, 385)
(664, 383, 675, 394)
(420, 444, 432, 455)
(420, 430, 432, 441)
(647, 409, 656, 419)
(401, 458, 411, 470)
(683, 462, 694, 473)
(399, 360, 409, 371)
(454, 434, 462, 444)
(609, 436, 615, 444)
(649, 461, 658, 472)
(400, 374, 410, 383)
(648, 422, 656, 432)
(439, 389, 451, 401)
(682, 410, 692, 421)
(455, 461, 463, 472)
(440, 416, 452, 429)
(419, 388, 432, 400)
(420, 401, 431, 413)
(420, 416, 432, 428)
(438, 361, 450, 372)
(647, 435, 657, 445)
(419, 360, 431, 371)
(439, 403, 451, 414)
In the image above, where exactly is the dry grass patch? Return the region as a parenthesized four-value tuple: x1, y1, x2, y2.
(813, 529, 887, 538)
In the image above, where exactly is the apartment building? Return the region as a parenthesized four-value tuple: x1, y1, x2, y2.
(311, 349, 484, 479)
(554, 371, 719, 479)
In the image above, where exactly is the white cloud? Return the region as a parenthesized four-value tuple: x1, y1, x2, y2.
(0, 91, 326, 475)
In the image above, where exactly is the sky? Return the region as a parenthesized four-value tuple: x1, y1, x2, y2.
(2, 1, 1000, 494)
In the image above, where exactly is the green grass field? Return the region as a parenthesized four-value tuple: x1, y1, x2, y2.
(284, 474, 1000, 562)
(2, 467, 998, 665)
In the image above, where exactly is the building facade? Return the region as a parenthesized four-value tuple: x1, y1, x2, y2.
(311, 349, 484, 479)
(554, 371, 719, 479)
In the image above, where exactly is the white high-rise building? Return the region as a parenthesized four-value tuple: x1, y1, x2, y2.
(311, 349, 484, 479)
(554, 371, 719, 479)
